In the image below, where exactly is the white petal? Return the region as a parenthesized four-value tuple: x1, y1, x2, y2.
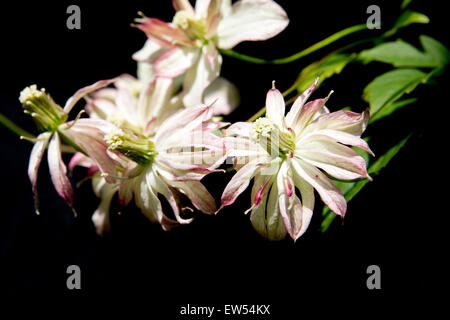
(64, 78, 117, 114)
(27, 132, 51, 204)
(216, 0, 289, 49)
(204, 77, 240, 115)
(182, 43, 222, 107)
(265, 87, 285, 128)
(154, 47, 199, 78)
(290, 158, 346, 217)
(48, 133, 73, 204)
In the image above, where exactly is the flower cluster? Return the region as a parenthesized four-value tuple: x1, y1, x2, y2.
(17, 0, 372, 241)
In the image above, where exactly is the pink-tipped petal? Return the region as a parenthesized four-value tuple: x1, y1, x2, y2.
(277, 162, 302, 240)
(48, 133, 73, 205)
(137, 17, 191, 48)
(291, 158, 346, 217)
(285, 77, 319, 128)
(64, 78, 117, 114)
(265, 87, 285, 128)
(27, 132, 51, 201)
(221, 160, 262, 206)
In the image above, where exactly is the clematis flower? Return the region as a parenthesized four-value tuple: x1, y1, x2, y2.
(19, 80, 119, 213)
(73, 75, 227, 234)
(221, 79, 373, 241)
(134, 0, 288, 110)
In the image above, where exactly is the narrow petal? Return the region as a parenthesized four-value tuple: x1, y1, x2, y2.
(168, 180, 217, 214)
(154, 104, 214, 143)
(250, 175, 286, 240)
(181, 43, 221, 108)
(195, 0, 212, 18)
(64, 78, 117, 114)
(221, 159, 262, 206)
(137, 18, 191, 47)
(264, 180, 287, 240)
(290, 166, 315, 240)
(265, 87, 285, 128)
(27, 132, 51, 206)
(137, 77, 174, 129)
(305, 109, 370, 137)
(301, 129, 374, 156)
(91, 180, 118, 236)
(68, 152, 93, 171)
(285, 77, 319, 128)
(147, 168, 193, 224)
(277, 162, 302, 240)
(173, 0, 195, 13)
(63, 119, 119, 182)
(154, 47, 199, 78)
(134, 173, 177, 230)
(296, 139, 370, 180)
(290, 97, 330, 135)
(216, 0, 289, 49)
(291, 158, 346, 217)
(48, 133, 73, 204)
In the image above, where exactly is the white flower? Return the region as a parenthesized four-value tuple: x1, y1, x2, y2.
(73, 75, 227, 234)
(221, 79, 373, 240)
(134, 0, 288, 111)
(20, 80, 119, 212)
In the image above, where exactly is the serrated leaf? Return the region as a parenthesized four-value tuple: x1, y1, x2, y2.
(369, 98, 418, 123)
(321, 135, 411, 232)
(363, 68, 427, 116)
(359, 39, 437, 67)
(296, 54, 354, 93)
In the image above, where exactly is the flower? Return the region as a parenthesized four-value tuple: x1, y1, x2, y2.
(73, 75, 227, 234)
(19, 80, 119, 213)
(134, 0, 288, 110)
(221, 79, 373, 240)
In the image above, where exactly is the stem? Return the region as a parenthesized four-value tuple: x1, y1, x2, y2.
(0, 112, 34, 138)
(220, 24, 368, 65)
(0, 112, 83, 155)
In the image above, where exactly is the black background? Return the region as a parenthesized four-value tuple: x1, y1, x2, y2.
(0, 0, 447, 314)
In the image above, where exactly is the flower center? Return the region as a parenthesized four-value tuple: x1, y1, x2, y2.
(105, 128, 156, 166)
(251, 117, 295, 158)
(173, 10, 207, 42)
(19, 85, 68, 132)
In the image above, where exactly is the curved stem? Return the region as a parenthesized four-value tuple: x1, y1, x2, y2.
(0, 112, 34, 138)
(220, 24, 368, 65)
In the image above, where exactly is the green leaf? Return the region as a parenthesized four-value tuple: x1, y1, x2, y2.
(363, 68, 427, 116)
(296, 54, 354, 93)
(420, 35, 450, 67)
(401, 0, 413, 9)
(384, 10, 429, 37)
(321, 135, 412, 232)
(369, 98, 418, 123)
(368, 134, 412, 175)
(359, 39, 437, 67)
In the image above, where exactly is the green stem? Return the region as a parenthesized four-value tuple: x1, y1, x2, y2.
(220, 24, 368, 65)
(1, 112, 83, 155)
(0, 112, 34, 138)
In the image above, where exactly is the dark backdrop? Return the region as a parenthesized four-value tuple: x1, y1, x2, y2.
(0, 0, 447, 314)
